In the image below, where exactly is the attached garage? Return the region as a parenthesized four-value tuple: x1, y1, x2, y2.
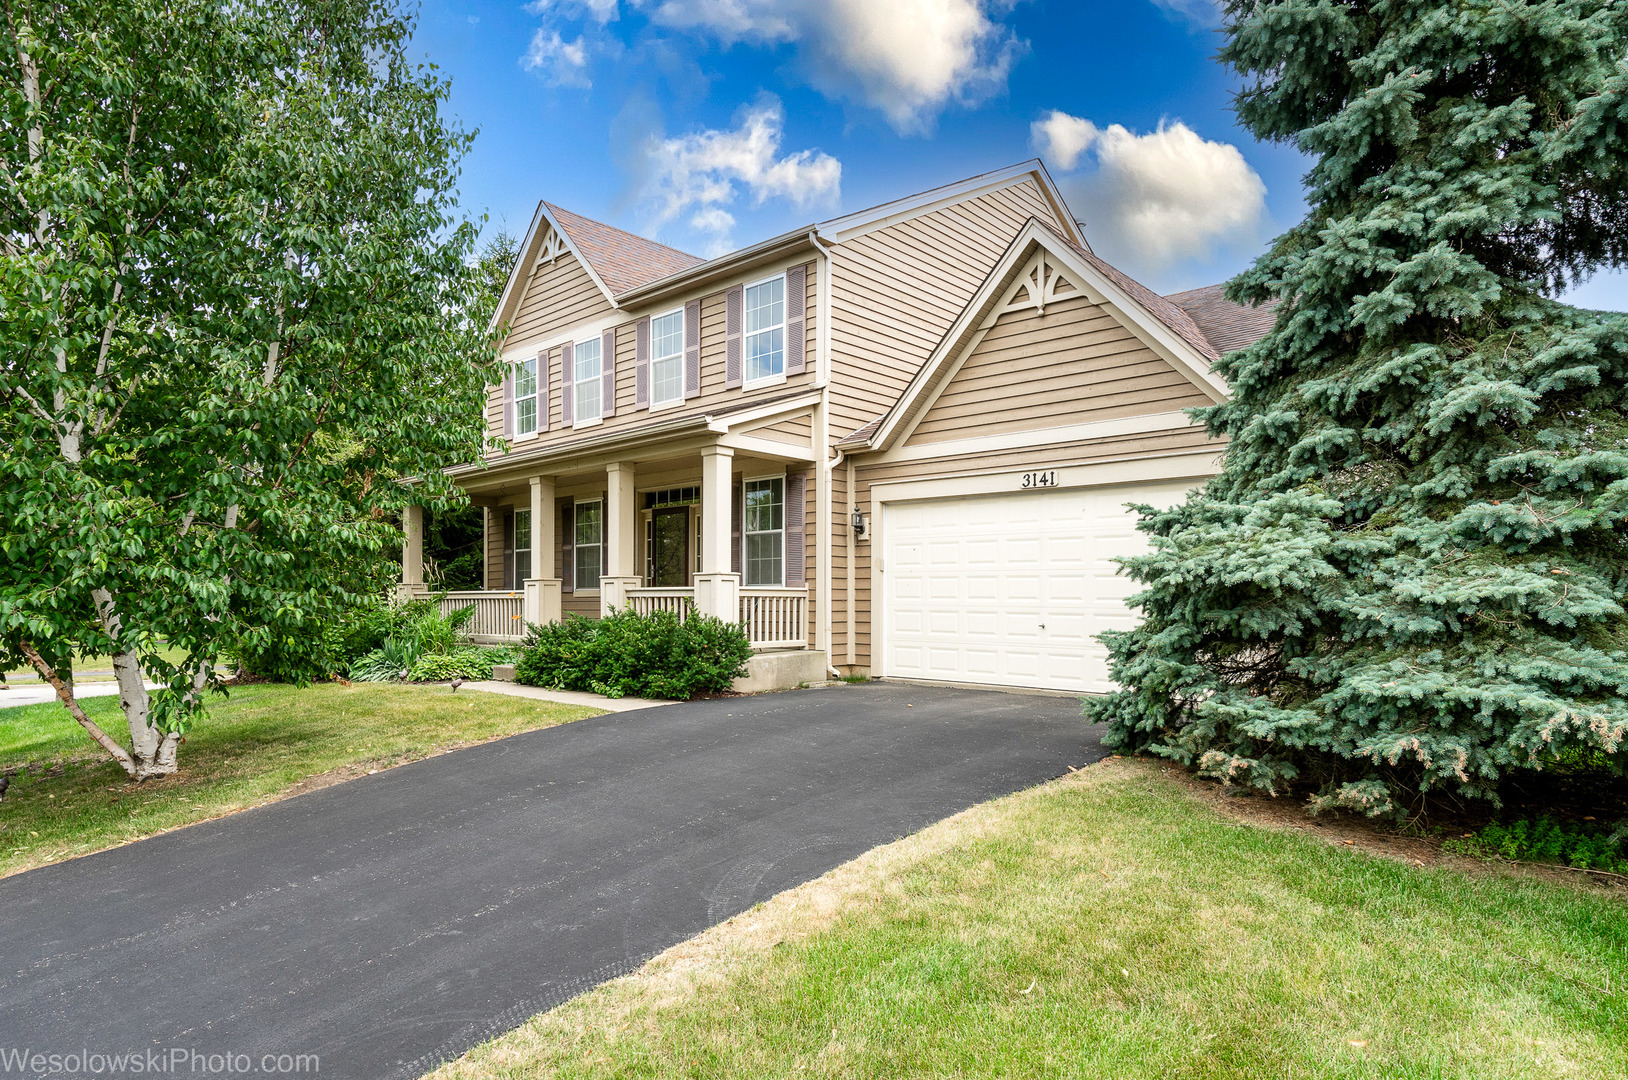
(878, 480, 1195, 693)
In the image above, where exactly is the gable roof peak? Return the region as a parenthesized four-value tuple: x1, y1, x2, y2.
(542, 202, 704, 297)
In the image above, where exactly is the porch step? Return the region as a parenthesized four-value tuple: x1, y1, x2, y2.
(733, 649, 829, 694)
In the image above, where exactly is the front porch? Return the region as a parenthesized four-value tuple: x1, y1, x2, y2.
(402, 420, 820, 655)
(430, 585, 809, 650)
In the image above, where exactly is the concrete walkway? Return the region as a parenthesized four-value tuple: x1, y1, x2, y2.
(0, 681, 155, 709)
(0, 683, 1099, 1080)
(460, 680, 675, 712)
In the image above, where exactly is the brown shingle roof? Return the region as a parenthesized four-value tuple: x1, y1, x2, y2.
(837, 415, 885, 448)
(1164, 283, 1279, 355)
(545, 203, 704, 296)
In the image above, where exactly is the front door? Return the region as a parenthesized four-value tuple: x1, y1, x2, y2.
(649, 507, 690, 587)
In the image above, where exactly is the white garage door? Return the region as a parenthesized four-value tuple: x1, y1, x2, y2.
(881, 481, 1194, 693)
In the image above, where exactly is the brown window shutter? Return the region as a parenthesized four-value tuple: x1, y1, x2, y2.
(724, 285, 743, 388)
(784, 471, 806, 586)
(502, 511, 515, 590)
(502, 372, 514, 438)
(684, 299, 701, 398)
(560, 502, 574, 594)
(731, 479, 743, 575)
(785, 265, 806, 375)
(536, 351, 549, 433)
(561, 341, 574, 426)
(602, 328, 616, 417)
(634, 317, 650, 409)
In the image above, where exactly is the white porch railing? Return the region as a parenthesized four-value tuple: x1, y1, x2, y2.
(439, 590, 525, 643)
(740, 588, 808, 649)
(626, 587, 695, 620)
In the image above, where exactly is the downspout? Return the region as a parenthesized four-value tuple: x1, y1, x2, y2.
(824, 447, 845, 679)
(808, 230, 841, 680)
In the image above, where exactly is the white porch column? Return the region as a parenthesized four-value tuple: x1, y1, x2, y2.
(525, 475, 561, 627)
(600, 461, 640, 615)
(694, 445, 740, 623)
(399, 504, 425, 598)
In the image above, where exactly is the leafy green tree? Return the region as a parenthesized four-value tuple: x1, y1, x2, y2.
(0, 0, 494, 777)
(1089, 0, 1628, 814)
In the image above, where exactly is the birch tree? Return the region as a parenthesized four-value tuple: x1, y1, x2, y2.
(0, 0, 493, 777)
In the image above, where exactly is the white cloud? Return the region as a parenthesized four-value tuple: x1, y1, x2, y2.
(522, 30, 592, 87)
(1038, 112, 1267, 272)
(1030, 110, 1098, 171)
(638, 97, 841, 255)
(637, 0, 1021, 134)
(1150, 0, 1222, 29)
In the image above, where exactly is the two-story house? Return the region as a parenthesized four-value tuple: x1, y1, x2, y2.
(398, 161, 1274, 693)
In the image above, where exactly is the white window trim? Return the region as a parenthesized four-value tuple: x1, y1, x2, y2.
(742, 272, 788, 390)
(513, 357, 541, 437)
(741, 472, 787, 589)
(572, 338, 604, 427)
(513, 507, 533, 584)
(649, 304, 687, 409)
(573, 496, 604, 594)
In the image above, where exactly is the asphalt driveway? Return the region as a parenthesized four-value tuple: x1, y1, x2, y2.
(0, 683, 1102, 1079)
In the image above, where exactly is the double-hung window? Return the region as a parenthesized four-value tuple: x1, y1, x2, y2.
(513, 509, 532, 583)
(744, 276, 785, 385)
(650, 308, 684, 407)
(743, 477, 784, 587)
(574, 499, 603, 592)
(573, 337, 603, 424)
(513, 357, 539, 436)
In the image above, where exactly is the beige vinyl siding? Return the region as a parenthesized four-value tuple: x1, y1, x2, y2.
(506, 253, 614, 353)
(839, 425, 1221, 671)
(826, 180, 1063, 435)
(484, 507, 505, 590)
(483, 261, 818, 460)
(908, 294, 1213, 443)
(751, 414, 814, 445)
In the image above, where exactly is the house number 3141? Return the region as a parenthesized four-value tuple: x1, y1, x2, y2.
(1021, 470, 1058, 488)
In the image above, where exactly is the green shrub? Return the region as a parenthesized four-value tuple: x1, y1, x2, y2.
(1442, 816, 1628, 873)
(515, 609, 752, 700)
(408, 648, 497, 683)
(349, 636, 420, 682)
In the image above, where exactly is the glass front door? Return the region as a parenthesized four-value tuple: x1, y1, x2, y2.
(649, 507, 690, 587)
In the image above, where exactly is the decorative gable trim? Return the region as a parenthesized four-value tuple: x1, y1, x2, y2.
(487, 202, 620, 338)
(861, 218, 1229, 455)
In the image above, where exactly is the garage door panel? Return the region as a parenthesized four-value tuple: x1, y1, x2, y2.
(882, 480, 1193, 693)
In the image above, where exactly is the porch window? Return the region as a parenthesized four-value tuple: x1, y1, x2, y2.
(513, 357, 539, 435)
(743, 477, 784, 587)
(651, 308, 684, 406)
(513, 509, 531, 583)
(574, 498, 603, 591)
(744, 275, 785, 385)
(573, 337, 603, 424)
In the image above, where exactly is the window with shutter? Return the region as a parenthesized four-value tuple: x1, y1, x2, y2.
(572, 338, 603, 425)
(512, 356, 540, 436)
(743, 274, 785, 386)
(649, 307, 685, 407)
(743, 476, 785, 586)
(560, 342, 574, 426)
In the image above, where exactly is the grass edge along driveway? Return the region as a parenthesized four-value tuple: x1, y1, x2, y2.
(431, 757, 1628, 1080)
(0, 683, 600, 879)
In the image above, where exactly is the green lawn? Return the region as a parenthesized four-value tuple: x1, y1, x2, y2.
(3, 643, 202, 683)
(431, 759, 1628, 1080)
(0, 683, 599, 878)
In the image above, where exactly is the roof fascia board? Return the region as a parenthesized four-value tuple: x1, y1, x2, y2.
(817, 160, 1083, 245)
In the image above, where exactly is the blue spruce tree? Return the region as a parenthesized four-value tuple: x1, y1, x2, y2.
(1088, 0, 1628, 814)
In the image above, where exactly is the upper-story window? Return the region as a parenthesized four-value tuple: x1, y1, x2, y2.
(744, 275, 785, 385)
(651, 308, 684, 407)
(573, 337, 603, 424)
(513, 357, 539, 436)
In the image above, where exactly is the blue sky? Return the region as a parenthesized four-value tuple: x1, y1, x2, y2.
(413, 0, 1626, 307)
